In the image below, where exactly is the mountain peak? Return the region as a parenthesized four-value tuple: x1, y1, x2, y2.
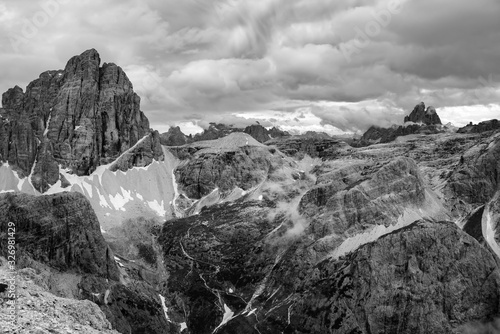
(404, 102, 442, 125)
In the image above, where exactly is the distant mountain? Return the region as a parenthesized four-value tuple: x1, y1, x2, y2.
(160, 123, 290, 145)
(356, 102, 446, 146)
(404, 102, 442, 125)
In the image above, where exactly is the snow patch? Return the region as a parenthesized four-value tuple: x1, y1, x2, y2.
(213, 304, 234, 333)
(44, 114, 52, 136)
(159, 294, 171, 323)
(482, 205, 500, 259)
(147, 199, 166, 216)
(180, 323, 187, 331)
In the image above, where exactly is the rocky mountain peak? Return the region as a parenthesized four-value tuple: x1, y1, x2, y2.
(404, 102, 442, 125)
(0, 48, 162, 193)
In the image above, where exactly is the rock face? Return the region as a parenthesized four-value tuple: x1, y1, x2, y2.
(159, 203, 500, 334)
(404, 102, 442, 125)
(244, 124, 289, 143)
(0, 192, 170, 334)
(294, 220, 500, 334)
(300, 157, 426, 238)
(0, 49, 162, 193)
(356, 102, 445, 146)
(159, 126, 191, 146)
(445, 133, 500, 216)
(171, 133, 287, 199)
(0, 266, 119, 334)
(0, 192, 119, 280)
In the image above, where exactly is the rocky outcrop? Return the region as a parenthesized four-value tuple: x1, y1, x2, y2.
(158, 199, 500, 334)
(159, 126, 191, 146)
(171, 133, 287, 199)
(445, 133, 500, 216)
(109, 130, 164, 172)
(265, 136, 349, 159)
(356, 102, 445, 146)
(0, 192, 171, 334)
(458, 119, 500, 134)
(0, 266, 119, 334)
(244, 124, 289, 143)
(159, 200, 280, 333)
(404, 102, 442, 125)
(0, 49, 162, 193)
(300, 157, 426, 238)
(293, 220, 500, 334)
(0, 192, 119, 280)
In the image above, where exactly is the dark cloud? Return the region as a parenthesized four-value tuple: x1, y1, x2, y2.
(0, 0, 499, 133)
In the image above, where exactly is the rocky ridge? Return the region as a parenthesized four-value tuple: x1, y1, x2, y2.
(358, 102, 446, 146)
(160, 123, 289, 146)
(0, 49, 163, 193)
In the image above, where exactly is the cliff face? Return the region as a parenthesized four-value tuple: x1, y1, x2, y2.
(0, 192, 119, 280)
(0, 49, 162, 193)
(0, 192, 170, 334)
(294, 220, 500, 334)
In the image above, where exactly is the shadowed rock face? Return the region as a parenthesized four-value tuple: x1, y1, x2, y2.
(159, 200, 500, 334)
(0, 192, 119, 280)
(293, 220, 500, 334)
(0, 192, 170, 334)
(0, 49, 162, 193)
(445, 133, 500, 216)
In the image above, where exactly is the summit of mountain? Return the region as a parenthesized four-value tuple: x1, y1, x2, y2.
(0, 49, 163, 193)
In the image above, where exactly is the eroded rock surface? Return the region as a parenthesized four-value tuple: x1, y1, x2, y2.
(0, 49, 162, 193)
(0, 192, 119, 280)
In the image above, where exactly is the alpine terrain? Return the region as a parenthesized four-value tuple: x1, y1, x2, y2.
(1, 49, 500, 334)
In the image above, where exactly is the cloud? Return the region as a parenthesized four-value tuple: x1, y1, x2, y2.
(0, 0, 499, 133)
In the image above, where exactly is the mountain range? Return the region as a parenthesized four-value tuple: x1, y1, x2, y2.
(1, 49, 500, 334)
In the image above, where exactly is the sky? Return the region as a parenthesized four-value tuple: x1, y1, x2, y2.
(0, 0, 499, 135)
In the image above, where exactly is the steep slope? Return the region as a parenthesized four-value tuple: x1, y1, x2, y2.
(0, 146, 179, 230)
(0, 49, 163, 193)
(170, 133, 290, 199)
(0, 192, 171, 334)
(0, 192, 119, 280)
(293, 220, 500, 334)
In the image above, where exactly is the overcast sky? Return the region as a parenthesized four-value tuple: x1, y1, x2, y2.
(1, 0, 499, 134)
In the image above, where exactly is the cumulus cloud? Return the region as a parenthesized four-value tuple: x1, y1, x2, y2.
(0, 0, 499, 133)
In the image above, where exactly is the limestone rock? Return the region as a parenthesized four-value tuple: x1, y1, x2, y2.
(0, 192, 120, 280)
(159, 126, 191, 146)
(171, 133, 285, 199)
(445, 133, 500, 215)
(299, 157, 426, 238)
(0, 265, 119, 334)
(404, 102, 442, 125)
(293, 220, 500, 334)
(0, 49, 162, 193)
